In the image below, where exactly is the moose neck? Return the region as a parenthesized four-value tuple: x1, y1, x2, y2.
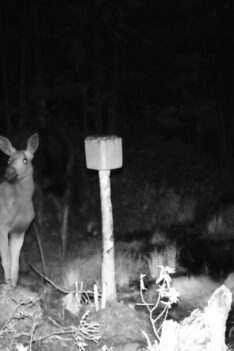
(14, 170, 35, 199)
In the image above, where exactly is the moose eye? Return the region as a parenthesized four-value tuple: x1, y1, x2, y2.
(23, 158, 28, 164)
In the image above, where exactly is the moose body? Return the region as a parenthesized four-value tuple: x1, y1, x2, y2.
(13, 127, 74, 259)
(0, 134, 39, 287)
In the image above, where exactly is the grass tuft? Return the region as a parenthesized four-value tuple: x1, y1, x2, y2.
(147, 243, 178, 280)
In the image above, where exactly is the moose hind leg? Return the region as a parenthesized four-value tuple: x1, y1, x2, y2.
(0, 228, 11, 284)
(48, 185, 70, 258)
(9, 232, 25, 287)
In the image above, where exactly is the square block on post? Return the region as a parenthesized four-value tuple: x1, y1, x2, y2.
(85, 135, 123, 170)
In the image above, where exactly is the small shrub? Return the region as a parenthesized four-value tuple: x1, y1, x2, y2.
(115, 250, 145, 288)
(62, 252, 102, 290)
(147, 244, 178, 280)
(207, 214, 224, 235)
(157, 186, 196, 226)
(150, 231, 169, 247)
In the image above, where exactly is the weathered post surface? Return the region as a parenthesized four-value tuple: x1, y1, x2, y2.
(84, 135, 123, 306)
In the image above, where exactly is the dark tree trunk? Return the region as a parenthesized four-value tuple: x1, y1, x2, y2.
(18, 0, 27, 128)
(32, 0, 46, 127)
(1, 3, 11, 133)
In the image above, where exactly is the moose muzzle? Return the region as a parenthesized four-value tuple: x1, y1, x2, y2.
(5, 166, 18, 182)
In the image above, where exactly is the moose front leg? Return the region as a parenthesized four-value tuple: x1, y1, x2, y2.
(0, 227, 11, 284)
(9, 232, 25, 287)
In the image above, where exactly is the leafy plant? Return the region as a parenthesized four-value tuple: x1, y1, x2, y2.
(140, 266, 179, 349)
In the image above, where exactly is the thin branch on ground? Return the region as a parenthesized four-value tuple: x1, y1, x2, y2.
(31, 265, 99, 301)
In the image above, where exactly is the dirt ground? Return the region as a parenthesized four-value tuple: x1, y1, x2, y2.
(0, 202, 234, 350)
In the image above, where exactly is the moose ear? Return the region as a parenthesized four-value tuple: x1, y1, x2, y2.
(27, 133, 39, 157)
(0, 136, 16, 156)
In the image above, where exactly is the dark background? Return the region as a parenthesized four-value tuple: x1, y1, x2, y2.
(0, 1, 233, 145)
(0, 0, 234, 241)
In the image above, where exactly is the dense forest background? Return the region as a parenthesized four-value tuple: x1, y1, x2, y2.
(1, 3, 234, 349)
(0, 0, 234, 209)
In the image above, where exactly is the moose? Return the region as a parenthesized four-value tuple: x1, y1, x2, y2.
(7, 127, 74, 274)
(0, 133, 39, 287)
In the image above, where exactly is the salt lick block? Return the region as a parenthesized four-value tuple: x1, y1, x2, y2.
(85, 135, 123, 170)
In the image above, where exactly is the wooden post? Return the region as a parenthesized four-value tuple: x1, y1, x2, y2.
(84, 136, 122, 306)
